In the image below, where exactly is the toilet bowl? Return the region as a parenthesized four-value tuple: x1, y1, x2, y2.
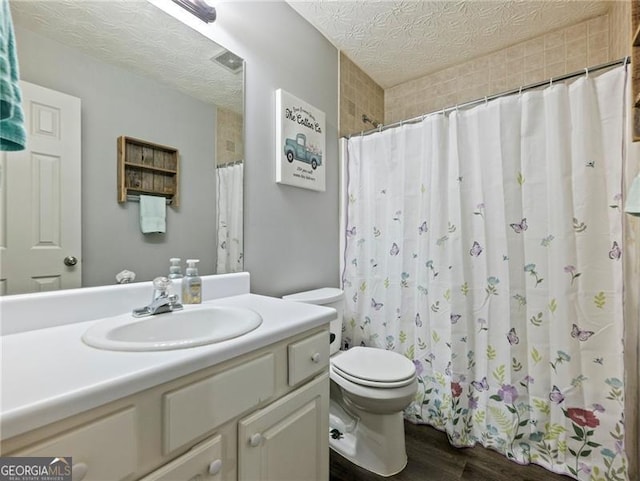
(283, 288, 418, 477)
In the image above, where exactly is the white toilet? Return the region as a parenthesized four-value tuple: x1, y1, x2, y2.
(283, 288, 418, 477)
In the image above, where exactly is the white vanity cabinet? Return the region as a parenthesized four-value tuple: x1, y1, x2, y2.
(1, 326, 330, 481)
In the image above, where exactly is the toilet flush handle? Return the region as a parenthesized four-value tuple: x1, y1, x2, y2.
(311, 352, 321, 363)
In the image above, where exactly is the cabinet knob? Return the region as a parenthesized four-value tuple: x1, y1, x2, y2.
(311, 352, 321, 363)
(72, 462, 88, 481)
(208, 459, 223, 476)
(249, 433, 263, 447)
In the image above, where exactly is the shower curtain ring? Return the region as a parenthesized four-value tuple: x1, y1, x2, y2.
(484, 96, 488, 106)
(519, 85, 523, 97)
(584, 67, 589, 79)
(550, 77, 553, 87)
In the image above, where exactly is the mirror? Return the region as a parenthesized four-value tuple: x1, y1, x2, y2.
(4, 0, 244, 294)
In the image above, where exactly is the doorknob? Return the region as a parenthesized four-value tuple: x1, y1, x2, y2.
(64, 256, 78, 266)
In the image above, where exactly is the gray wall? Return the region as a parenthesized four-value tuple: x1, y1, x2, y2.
(200, 1, 340, 297)
(15, 26, 218, 287)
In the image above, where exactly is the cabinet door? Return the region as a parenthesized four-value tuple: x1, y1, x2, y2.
(238, 373, 329, 481)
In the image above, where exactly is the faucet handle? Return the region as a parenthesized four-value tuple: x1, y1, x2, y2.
(152, 276, 172, 300)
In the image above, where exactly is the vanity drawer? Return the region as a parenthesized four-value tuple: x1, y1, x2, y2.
(15, 408, 137, 481)
(163, 353, 275, 454)
(288, 330, 329, 386)
(140, 434, 223, 481)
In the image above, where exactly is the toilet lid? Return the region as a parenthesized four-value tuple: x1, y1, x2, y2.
(331, 347, 416, 387)
(283, 287, 343, 305)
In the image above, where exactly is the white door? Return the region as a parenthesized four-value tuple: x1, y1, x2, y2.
(0, 81, 81, 295)
(238, 374, 329, 481)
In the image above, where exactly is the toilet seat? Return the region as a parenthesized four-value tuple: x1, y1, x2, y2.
(331, 346, 416, 389)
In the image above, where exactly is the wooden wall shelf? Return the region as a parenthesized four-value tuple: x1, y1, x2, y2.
(117, 136, 180, 206)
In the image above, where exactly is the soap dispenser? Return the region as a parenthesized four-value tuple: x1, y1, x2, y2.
(182, 259, 202, 304)
(168, 258, 183, 302)
(168, 258, 183, 280)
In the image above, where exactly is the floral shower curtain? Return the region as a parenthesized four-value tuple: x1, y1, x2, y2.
(216, 162, 243, 273)
(342, 66, 628, 480)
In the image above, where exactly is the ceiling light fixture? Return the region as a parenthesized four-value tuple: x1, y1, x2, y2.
(171, 0, 216, 23)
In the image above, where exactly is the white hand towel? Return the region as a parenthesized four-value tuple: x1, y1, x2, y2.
(139, 194, 166, 233)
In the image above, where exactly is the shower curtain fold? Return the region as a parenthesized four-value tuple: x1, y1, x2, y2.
(342, 66, 628, 481)
(216, 162, 243, 273)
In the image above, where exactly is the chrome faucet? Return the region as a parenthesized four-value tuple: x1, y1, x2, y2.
(132, 277, 183, 318)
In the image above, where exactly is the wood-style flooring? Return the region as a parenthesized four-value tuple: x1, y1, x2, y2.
(330, 421, 572, 481)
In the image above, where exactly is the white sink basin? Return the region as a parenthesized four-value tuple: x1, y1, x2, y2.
(82, 305, 263, 351)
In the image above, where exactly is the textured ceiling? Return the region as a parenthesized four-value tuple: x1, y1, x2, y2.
(287, 0, 610, 89)
(10, 0, 244, 113)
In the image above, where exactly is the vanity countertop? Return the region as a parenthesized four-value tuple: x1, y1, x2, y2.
(0, 293, 335, 440)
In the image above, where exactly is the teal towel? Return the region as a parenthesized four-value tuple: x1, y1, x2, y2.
(139, 195, 166, 234)
(0, 0, 26, 151)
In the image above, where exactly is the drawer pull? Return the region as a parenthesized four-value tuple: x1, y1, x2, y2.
(72, 462, 88, 481)
(249, 433, 263, 447)
(208, 459, 223, 476)
(311, 352, 321, 363)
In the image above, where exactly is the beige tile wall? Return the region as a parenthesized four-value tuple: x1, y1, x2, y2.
(610, 0, 630, 59)
(216, 107, 244, 166)
(340, 52, 385, 137)
(385, 14, 614, 124)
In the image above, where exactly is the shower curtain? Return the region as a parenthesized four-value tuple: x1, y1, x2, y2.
(342, 66, 628, 480)
(216, 162, 243, 273)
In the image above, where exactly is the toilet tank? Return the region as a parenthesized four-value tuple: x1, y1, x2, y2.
(283, 288, 343, 355)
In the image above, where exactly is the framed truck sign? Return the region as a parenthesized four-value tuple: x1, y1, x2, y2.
(275, 88, 326, 191)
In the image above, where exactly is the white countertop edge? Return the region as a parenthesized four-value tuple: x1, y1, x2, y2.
(1, 293, 336, 440)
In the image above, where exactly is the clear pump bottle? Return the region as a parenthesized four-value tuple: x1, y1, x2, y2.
(182, 259, 202, 304)
(168, 258, 183, 280)
(168, 258, 183, 302)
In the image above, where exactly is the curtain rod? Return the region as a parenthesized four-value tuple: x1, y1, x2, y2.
(346, 56, 630, 139)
